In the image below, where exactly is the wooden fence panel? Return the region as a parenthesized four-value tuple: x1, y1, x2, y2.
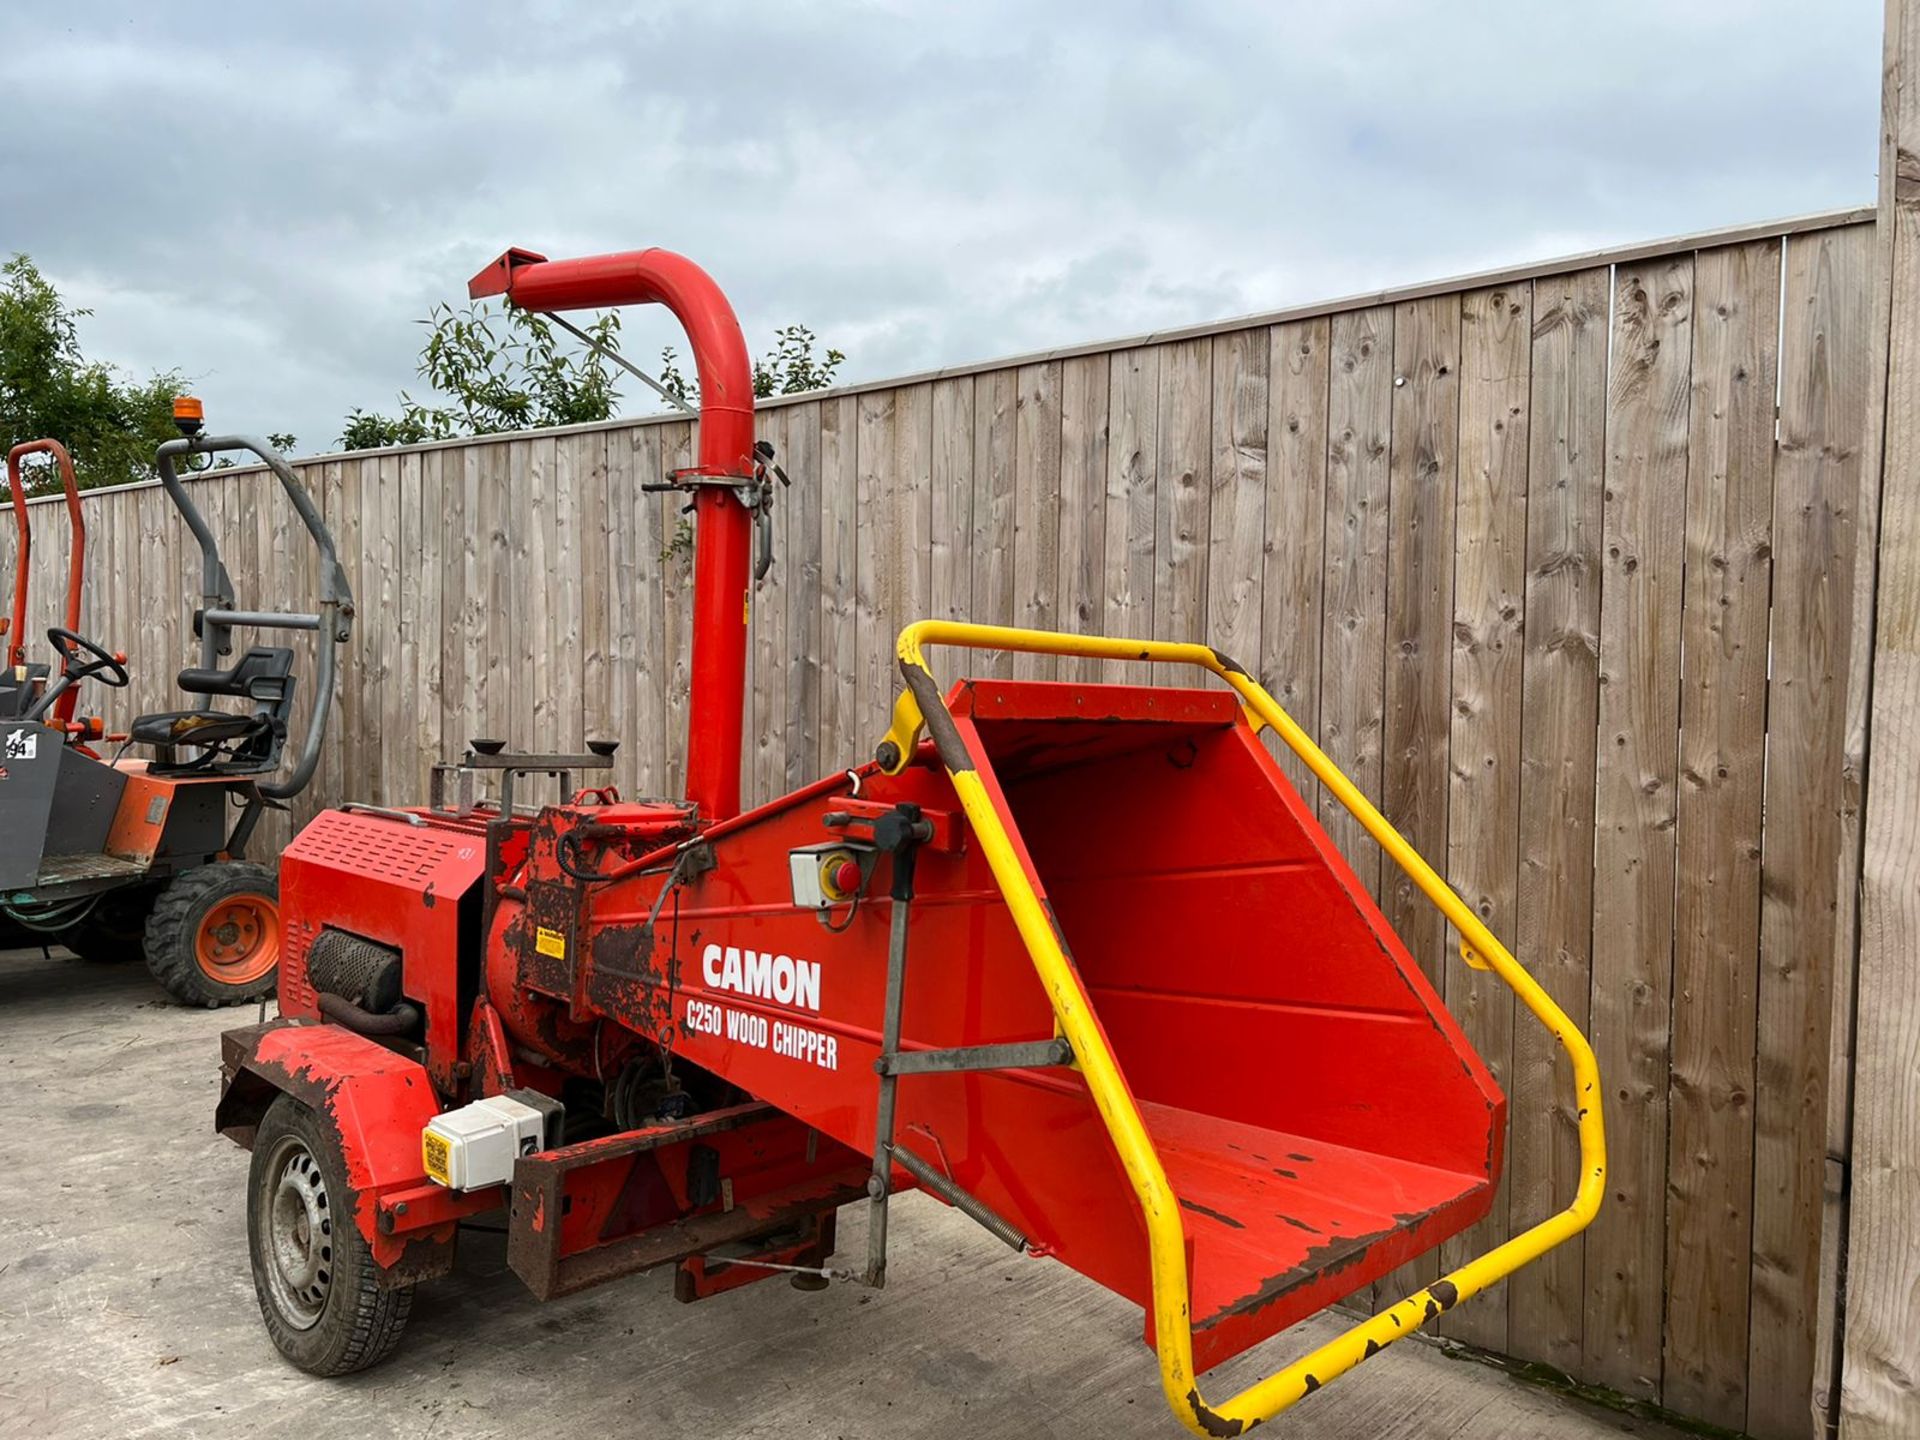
(522, 436, 554, 756)
(578, 435, 613, 770)
(782, 401, 825, 789)
(1152, 337, 1211, 686)
(394, 451, 429, 802)
(328, 458, 371, 808)
(1102, 346, 1158, 681)
(659, 421, 695, 799)
(1439, 280, 1532, 1349)
(318, 459, 350, 811)
(285, 459, 327, 842)
(928, 379, 974, 628)
(1319, 305, 1394, 896)
(1664, 238, 1782, 1429)
(1013, 362, 1061, 681)
(1586, 254, 1695, 1401)
(625, 425, 669, 795)
(1843, 3, 1920, 1428)
(1752, 220, 1875, 1440)
(854, 389, 897, 749)
(389, 452, 422, 810)
(0, 211, 1887, 1437)
(1379, 292, 1462, 1304)
(970, 369, 1016, 678)
(550, 434, 587, 758)
(1206, 327, 1268, 682)
(372, 451, 407, 802)
(894, 383, 934, 707)
(1509, 264, 1610, 1376)
(476, 443, 511, 765)
(819, 397, 859, 770)
(749, 407, 786, 809)
(1058, 354, 1109, 686)
(1260, 316, 1329, 796)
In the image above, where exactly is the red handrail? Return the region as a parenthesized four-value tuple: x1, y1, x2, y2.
(6, 439, 86, 725)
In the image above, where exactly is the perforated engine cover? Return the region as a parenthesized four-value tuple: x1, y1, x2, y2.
(278, 807, 488, 1092)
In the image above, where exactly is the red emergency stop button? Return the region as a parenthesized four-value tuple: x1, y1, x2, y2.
(829, 857, 863, 896)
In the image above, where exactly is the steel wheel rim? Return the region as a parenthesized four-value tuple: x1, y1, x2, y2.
(260, 1134, 332, 1330)
(195, 893, 279, 983)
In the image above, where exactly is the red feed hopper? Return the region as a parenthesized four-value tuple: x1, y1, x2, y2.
(945, 678, 1504, 1366)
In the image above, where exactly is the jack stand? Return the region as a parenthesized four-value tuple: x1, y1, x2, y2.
(862, 802, 933, 1288)
(849, 801, 1066, 1287)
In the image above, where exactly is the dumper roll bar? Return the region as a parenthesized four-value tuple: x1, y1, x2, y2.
(876, 620, 1607, 1439)
(155, 435, 353, 800)
(6, 439, 88, 726)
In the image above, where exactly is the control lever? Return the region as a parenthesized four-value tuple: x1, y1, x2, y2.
(824, 803, 936, 901)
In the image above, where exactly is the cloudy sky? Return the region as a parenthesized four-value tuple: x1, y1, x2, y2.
(0, 2, 1883, 457)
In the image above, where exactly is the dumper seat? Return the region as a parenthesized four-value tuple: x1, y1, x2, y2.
(132, 645, 295, 776)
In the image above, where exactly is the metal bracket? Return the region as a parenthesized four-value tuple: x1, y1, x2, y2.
(455, 747, 617, 772)
(858, 803, 1054, 1287)
(875, 1038, 1072, 1078)
(340, 802, 429, 828)
(536, 310, 696, 416)
(429, 761, 479, 817)
(642, 456, 787, 584)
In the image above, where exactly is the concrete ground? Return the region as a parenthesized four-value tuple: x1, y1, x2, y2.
(0, 946, 1688, 1440)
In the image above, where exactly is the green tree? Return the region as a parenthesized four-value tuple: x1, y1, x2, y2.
(660, 323, 845, 403)
(338, 409, 438, 452)
(0, 255, 185, 493)
(339, 301, 623, 449)
(342, 306, 845, 450)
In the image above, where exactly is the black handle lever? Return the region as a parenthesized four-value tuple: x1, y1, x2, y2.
(825, 803, 933, 901)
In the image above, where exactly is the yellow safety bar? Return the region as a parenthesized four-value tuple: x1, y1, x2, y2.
(876, 621, 1606, 1438)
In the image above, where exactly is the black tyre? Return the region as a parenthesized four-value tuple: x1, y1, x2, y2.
(144, 862, 281, 1007)
(247, 1093, 413, 1376)
(60, 886, 161, 963)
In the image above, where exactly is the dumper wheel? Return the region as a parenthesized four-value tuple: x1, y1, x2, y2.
(248, 1093, 413, 1376)
(145, 863, 281, 1007)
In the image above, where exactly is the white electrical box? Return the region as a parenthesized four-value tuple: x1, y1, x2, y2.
(789, 847, 831, 908)
(788, 843, 873, 910)
(421, 1094, 549, 1191)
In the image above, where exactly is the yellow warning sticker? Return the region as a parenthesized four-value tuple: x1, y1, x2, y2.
(535, 926, 567, 959)
(422, 1130, 451, 1185)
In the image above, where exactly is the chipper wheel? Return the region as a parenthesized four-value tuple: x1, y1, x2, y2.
(248, 1093, 413, 1375)
(144, 863, 281, 1007)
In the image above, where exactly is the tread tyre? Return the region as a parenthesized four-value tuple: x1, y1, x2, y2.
(145, 863, 280, 1007)
(247, 1093, 413, 1376)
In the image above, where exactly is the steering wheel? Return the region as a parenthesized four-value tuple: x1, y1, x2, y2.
(47, 626, 130, 689)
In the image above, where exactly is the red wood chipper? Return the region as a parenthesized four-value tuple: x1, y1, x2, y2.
(216, 246, 1605, 1435)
